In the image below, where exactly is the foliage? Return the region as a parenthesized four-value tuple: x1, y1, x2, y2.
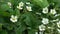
(0, 0, 60, 34)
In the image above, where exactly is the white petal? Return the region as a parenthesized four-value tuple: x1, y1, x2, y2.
(35, 32, 38, 34)
(17, 6, 23, 9)
(15, 16, 18, 18)
(57, 29, 60, 33)
(55, 14, 60, 17)
(12, 20, 16, 22)
(26, 6, 32, 11)
(57, 22, 60, 28)
(50, 9, 56, 14)
(11, 15, 14, 18)
(48, 27, 51, 29)
(10, 18, 17, 23)
(26, 2, 30, 4)
(8, 2, 11, 6)
(10, 18, 12, 21)
(39, 32, 43, 34)
(15, 19, 18, 22)
(39, 25, 45, 31)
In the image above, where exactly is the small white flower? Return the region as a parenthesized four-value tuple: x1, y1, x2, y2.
(57, 29, 60, 33)
(10, 15, 18, 23)
(50, 9, 56, 15)
(19, 2, 24, 6)
(42, 7, 48, 14)
(26, 2, 30, 5)
(26, 6, 32, 11)
(57, 21, 60, 28)
(39, 25, 46, 31)
(17, 2, 24, 10)
(7, 2, 11, 8)
(42, 18, 49, 24)
(8, 2, 11, 6)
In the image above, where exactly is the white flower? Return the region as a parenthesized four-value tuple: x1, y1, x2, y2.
(39, 25, 46, 31)
(26, 2, 30, 5)
(57, 21, 60, 28)
(19, 2, 24, 6)
(26, 6, 32, 11)
(57, 29, 60, 33)
(42, 7, 48, 14)
(7, 2, 11, 8)
(42, 18, 49, 24)
(10, 15, 18, 23)
(50, 9, 56, 15)
(17, 2, 24, 10)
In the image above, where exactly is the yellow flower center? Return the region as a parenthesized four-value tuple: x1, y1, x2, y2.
(12, 18, 16, 20)
(59, 24, 60, 26)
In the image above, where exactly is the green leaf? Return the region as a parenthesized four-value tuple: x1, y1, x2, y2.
(0, 4, 9, 11)
(24, 12, 39, 29)
(0, 12, 10, 17)
(28, 29, 35, 34)
(0, 17, 4, 27)
(30, 0, 49, 8)
(1, 30, 8, 34)
(15, 23, 26, 34)
(8, 9, 14, 15)
(15, 9, 20, 17)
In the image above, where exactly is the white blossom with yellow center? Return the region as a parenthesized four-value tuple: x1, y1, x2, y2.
(39, 25, 46, 31)
(19, 2, 24, 6)
(50, 9, 56, 15)
(17, 2, 24, 10)
(42, 18, 49, 24)
(26, 6, 32, 11)
(10, 15, 18, 23)
(57, 21, 60, 28)
(42, 7, 48, 14)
